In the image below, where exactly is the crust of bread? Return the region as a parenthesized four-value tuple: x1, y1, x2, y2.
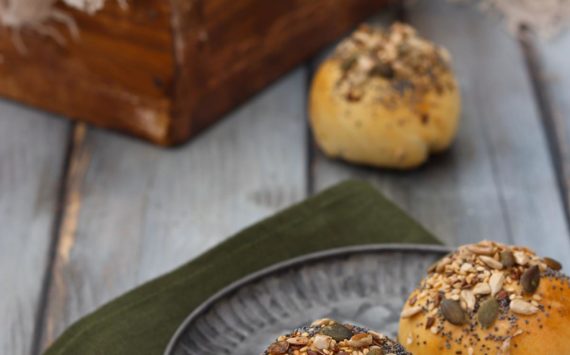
(398, 277, 570, 354)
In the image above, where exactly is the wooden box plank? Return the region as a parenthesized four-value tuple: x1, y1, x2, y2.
(0, 0, 390, 145)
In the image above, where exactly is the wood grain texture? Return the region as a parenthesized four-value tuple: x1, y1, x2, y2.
(531, 32, 570, 219)
(0, 102, 69, 355)
(311, 0, 570, 263)
(169, 0, 393, 144)
(0, 0, 174, 144)
(39, 69, 308, 349)
(0, 0, 390, 145)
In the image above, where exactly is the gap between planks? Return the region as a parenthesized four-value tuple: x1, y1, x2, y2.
(31, 123, 90, 354)
(517, 28, 570, 230)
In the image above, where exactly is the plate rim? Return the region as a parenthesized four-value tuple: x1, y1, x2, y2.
(164, 243, 452, 355)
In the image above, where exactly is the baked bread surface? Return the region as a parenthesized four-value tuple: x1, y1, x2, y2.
(309, 23, 461, 169)
(398, 241, 570, 354)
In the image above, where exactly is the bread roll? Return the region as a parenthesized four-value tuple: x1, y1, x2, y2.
(264, 318, 410, 354)
(309, 23, 461, 169)
(398, 241, 570, 354)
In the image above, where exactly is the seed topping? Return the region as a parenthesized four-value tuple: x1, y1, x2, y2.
(401, 241, 569, 354)
(264, 319, 410, 355)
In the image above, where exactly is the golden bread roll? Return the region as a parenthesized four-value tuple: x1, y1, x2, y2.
(264, 318, 410, 355)
(309, 23, 461, 169)
(398, 241, 570, 354)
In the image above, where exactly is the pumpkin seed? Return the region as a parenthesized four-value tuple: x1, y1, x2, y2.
(478, 298, 499, 328)
(370, 63, 395, 79)
(368, 347, 384, 355)
(521, 265, 541, 294)
(341, 55, 358, 72)
(318, 323, 353, 341)
(544, 257, 562, 271)
(500, 251, 516, 268)
(440, 299, 467, 325)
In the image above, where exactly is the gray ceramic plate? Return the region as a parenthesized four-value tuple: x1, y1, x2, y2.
(165, 244, 450, 355)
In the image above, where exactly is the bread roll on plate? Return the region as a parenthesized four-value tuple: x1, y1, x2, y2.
(264, 318, 410, 355)
(399, 241, 570, 354)
(309, 23, 461, 169)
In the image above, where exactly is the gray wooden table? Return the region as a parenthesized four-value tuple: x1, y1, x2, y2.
(2, 1, 570, 354)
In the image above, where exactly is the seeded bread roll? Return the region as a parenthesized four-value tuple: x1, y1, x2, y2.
(398, 241, 570, 354)
(264, 319, 410, 355)
(309, 23, 460, 169)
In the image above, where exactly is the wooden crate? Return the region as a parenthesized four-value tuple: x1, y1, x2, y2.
(0, 0, 391, 146)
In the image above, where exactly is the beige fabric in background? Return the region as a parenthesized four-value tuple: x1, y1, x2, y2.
(0, 0, 126, 30)
(0, 0, 102, 28)
(0, 0, 125, 51)
(449, 0, 570, 38)
(0, 0, 568, 43)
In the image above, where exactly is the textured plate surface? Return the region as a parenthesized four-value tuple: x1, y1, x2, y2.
(166, 244, 449, 355)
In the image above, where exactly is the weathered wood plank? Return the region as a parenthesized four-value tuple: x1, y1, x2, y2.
(40, 68, 309, 349)
(531, 31, 570, 221)
(0, 102, 69, 355)
(312, 0, 570, 263)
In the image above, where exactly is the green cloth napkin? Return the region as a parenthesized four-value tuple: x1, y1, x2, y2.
(45, 180, 440, 355)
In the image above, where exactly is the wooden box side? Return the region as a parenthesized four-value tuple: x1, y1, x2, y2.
(168, 0, 393, 145)
(0, 0, 175, 144)
(0, 0, 391, 146)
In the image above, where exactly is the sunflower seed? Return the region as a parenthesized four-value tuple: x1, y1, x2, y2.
(473, 282, 491, 295)
(313, 335, 333, 350)
(401, 306, 422, 318)
(479, 256, 503, 270)
(467, 244, 495, 255)
(489, 272, 505, 296)
(521, 265, 541, 294)
(347, 333, 373, 347)
(478, 298, 499, 328)
(544, 257, 562, 271)
(286, 337, 309, 345)
(461, 289, 476, 310)
(514, 251, 529, 266)
(440, 299, 467, 325)
(460, 263, 474, 273)
(436, 257, 452, 273)
(510, 299, 539, 315)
